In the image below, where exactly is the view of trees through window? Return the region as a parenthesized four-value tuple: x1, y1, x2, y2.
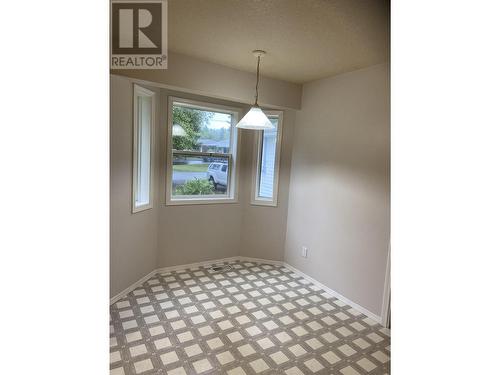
(172, 106, 230, 152)
(171, 103, 233, 197)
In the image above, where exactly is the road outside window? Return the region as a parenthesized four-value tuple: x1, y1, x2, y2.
(166, 98, 239, 205)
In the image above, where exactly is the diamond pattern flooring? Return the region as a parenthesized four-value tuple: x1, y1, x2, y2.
(110, 260, 390, 374)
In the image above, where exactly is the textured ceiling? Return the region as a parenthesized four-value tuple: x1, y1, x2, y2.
(168, 0, 389, 84)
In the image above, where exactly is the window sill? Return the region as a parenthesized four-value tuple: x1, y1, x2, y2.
(132, 204, 153, 213)
(166, 197, 238, 206)
(250, 199, 278, 207)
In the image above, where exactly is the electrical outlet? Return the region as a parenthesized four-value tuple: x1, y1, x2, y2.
(301, 246, 308, 258)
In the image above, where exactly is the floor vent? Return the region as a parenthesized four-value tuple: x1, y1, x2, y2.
(209, 264, 232, 272)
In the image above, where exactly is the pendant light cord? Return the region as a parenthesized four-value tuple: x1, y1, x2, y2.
(254, 55, 261, 106)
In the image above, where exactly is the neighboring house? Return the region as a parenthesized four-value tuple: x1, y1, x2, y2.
(197, 138, 230, 153)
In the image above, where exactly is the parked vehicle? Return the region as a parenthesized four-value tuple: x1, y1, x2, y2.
(206, 162, 228, 188)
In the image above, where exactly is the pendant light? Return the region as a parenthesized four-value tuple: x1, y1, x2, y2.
(172, 124, 187, 137)
(236, 50, 274, 130)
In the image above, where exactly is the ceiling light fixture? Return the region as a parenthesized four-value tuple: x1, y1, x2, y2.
(172, 124, 187, 137)
(236, 50, 274, 130)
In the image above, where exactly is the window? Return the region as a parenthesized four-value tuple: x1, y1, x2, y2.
(251, 111, 283, 206)
(166, 97, 240, 205)
(132, 85, 155, 212)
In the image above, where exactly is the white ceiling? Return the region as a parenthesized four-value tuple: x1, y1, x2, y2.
(168, 0, 389, 84)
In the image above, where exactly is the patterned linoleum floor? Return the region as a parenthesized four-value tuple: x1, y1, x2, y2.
(110, 260, 390, 375)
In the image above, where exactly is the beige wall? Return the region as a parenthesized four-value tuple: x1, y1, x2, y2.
(154, 90, 294, 268)
(284, 64, 390, 316)
(111, 60, 390, 317)
(239, 110, 295, 261)
(155, 91, 244, 267)
(110, 76, 159, 296)
(112, 54, 300, 279)
(115, 52, 302, 110)
(111, 72, 295, 296)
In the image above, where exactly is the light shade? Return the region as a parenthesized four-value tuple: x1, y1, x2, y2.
(172, 124, 187, 136)
(236, 106, 274, 130)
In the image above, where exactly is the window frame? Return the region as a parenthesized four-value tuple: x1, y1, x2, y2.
(251, 110, 283, 207)
(166, 96, 241, 206)
(132, 84, 155, 213)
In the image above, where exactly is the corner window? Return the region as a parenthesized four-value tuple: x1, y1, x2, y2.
(132, 85, 155, 213)
(166, 97, 239, 205)
(251, 111, 283, 206)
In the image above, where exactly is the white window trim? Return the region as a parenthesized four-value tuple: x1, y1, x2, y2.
(166, 96, 241, 206)
(132, 84, 155, 213)
(251, 110, 283, 207)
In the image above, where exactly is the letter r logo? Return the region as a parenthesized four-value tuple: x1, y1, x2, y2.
(110, 0, 167, 69)
(112, 2, 162, 54)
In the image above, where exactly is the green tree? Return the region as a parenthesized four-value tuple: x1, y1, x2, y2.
(172, 107, 212, 150)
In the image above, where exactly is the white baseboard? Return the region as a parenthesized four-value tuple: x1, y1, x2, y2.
(239, 257, 381, 323)
(283, 262, 382, 324)
(110, 269, 158, 305)
(110, 256, 383, 325)
(156, 256, 240, 274)
(238, 256, 285, 266)
(380, 246, 391, 328)
(110, 257, 240, 304)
